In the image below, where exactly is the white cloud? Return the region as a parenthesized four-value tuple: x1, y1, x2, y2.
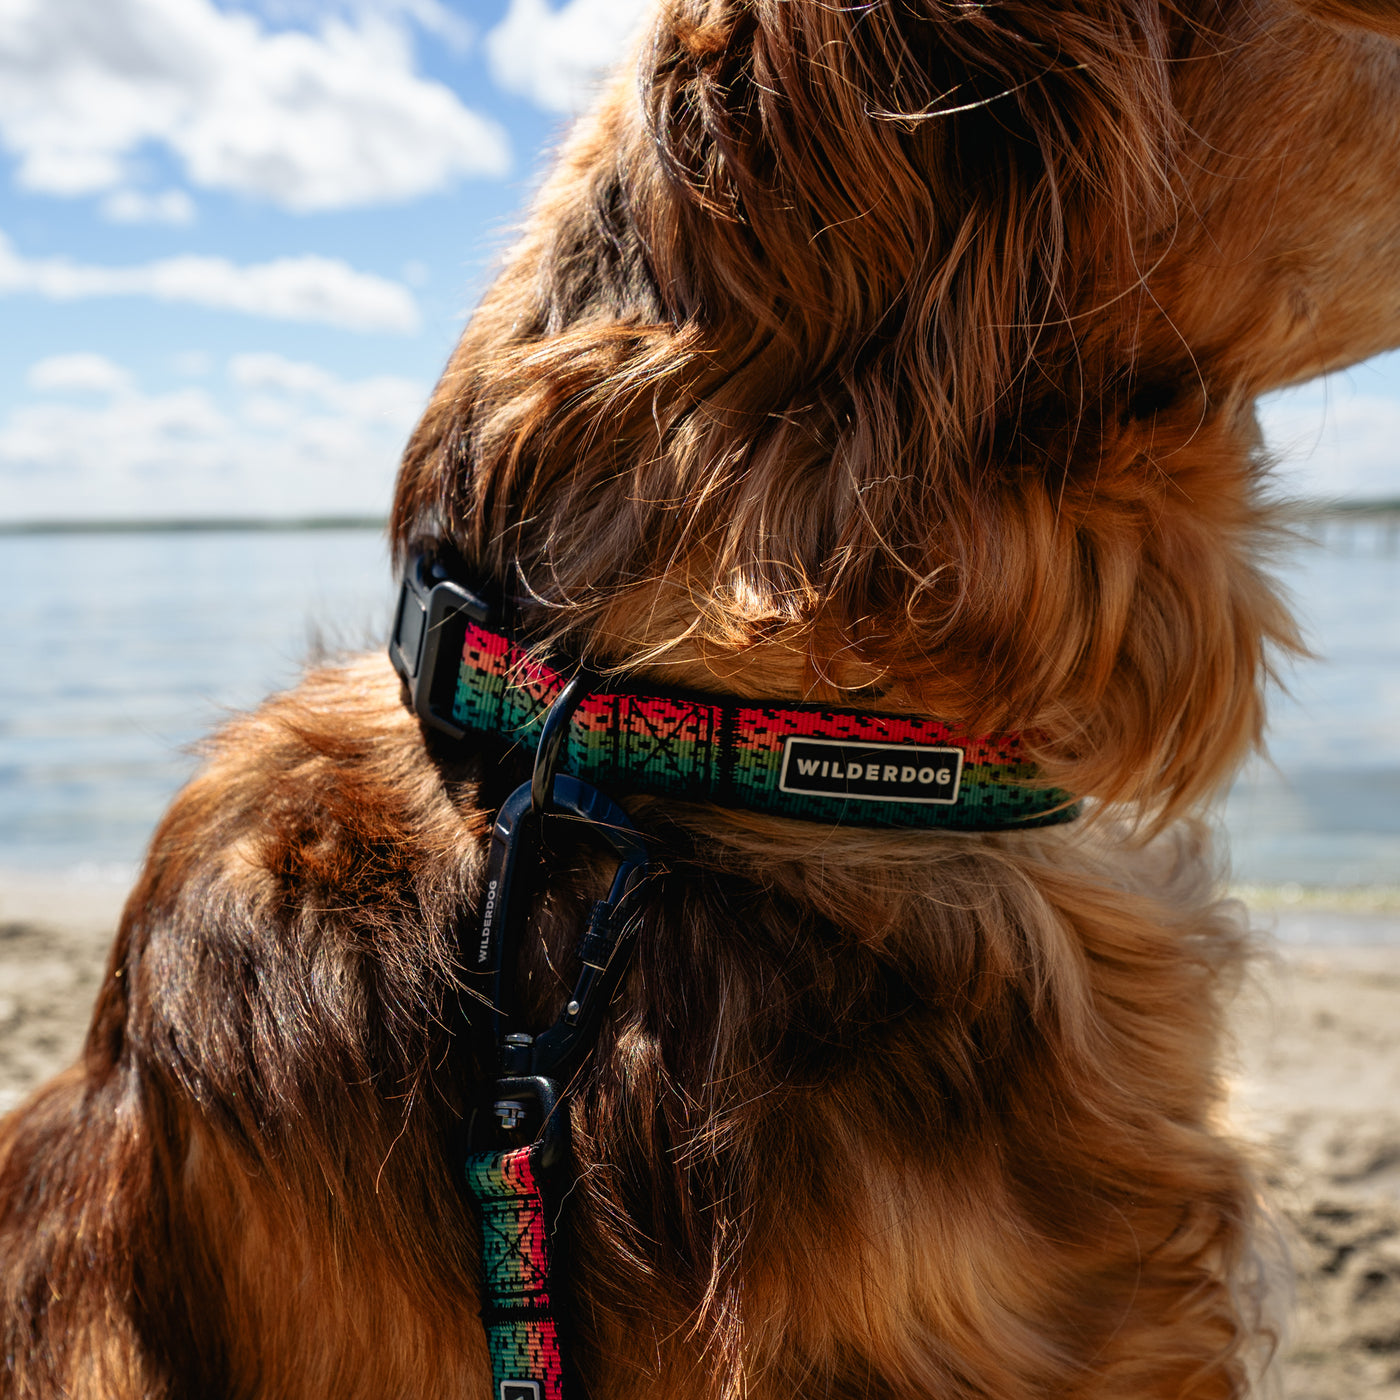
(171, 349, 212, 377)
(0, 229, 420, 332)
(0, 351, 426, 521)
(0, 0, 509, 211)
(486, 0, 651, 113)
(230, 350, 423, 427)
(26, 352, 136, 396)
(100, 188, 197, 225)
(1260, 371, 1400, 503)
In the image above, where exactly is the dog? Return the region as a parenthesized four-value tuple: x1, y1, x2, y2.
(5, 1, 1400, 1396)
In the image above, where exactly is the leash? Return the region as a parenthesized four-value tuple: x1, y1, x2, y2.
(464, 1141, 567, 1400)
(389, 548, 1080, 1400)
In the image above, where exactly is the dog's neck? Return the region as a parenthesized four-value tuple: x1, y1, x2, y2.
(392, 553, 1079, 833)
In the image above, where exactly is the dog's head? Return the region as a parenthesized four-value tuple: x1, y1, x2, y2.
(393, 0, 1400, 819)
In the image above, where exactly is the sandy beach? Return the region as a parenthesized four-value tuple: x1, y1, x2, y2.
(2, 876, 1397, 1396)
(1229, 903, 1400, 1399)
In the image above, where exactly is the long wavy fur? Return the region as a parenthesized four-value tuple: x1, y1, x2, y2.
(6, 1, 1399, 1396)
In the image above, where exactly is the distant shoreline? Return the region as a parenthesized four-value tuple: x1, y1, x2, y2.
(0, 516, 387, 536)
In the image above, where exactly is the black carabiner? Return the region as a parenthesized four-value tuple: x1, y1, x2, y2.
(462, 666, 649, 1161)
(527, 775, 648, 1081)
(464, 774, 648, 1159)
(467, 776, 648, 1057)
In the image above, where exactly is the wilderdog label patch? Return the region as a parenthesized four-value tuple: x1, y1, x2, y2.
(778, 738, 963, 805)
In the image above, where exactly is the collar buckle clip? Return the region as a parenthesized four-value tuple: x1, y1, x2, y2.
(390, 550, 492, 739)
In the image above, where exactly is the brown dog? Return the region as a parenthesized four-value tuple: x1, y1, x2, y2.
(5, 2, 1400, 1396)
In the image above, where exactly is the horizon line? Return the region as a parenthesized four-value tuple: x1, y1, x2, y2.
(0, 515, 389, 536)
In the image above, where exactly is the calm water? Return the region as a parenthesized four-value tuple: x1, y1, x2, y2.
(1, 526, 1396, 886)
(1223, 524, 1400, 887)
(0, 529, 393, 873)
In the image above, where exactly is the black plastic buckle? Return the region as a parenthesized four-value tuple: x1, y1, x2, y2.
(389, 551, 492, 739)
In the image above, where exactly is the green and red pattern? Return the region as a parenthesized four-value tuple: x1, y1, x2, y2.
(452, 621, 1077, 830)
(464, 1143, 567, 1400)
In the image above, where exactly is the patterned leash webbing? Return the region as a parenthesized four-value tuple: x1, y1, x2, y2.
(464, 1143, 569, 1400)
(452, 621, 1078, 831)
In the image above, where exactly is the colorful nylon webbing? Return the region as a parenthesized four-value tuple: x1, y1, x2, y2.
(464, 1143, 568, 1400)
(451, 621, 1077, 831)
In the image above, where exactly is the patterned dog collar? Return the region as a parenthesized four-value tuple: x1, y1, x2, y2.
(390, 554, 1078, 832)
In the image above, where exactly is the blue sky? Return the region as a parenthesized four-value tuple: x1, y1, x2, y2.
(1, 0, 1397, 523)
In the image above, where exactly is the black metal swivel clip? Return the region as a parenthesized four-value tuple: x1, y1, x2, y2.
(465, 680, 649, 1168)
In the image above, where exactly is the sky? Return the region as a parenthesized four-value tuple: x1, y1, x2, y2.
(0, 0, 1397, 524)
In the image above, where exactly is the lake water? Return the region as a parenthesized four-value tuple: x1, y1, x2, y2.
(1, 525, 1396, 888)
(0, 529, 393, 875)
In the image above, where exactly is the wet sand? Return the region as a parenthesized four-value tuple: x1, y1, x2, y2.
(2, 876, 1397, 1396)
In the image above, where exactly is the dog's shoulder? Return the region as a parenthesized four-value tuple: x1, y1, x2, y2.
(1, 655, 493, 1398)
(115, 653, 483, 1118)
(150, 650, 474, 906)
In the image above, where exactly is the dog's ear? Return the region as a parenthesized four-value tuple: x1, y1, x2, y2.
(1293, 0, 1400, 36)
